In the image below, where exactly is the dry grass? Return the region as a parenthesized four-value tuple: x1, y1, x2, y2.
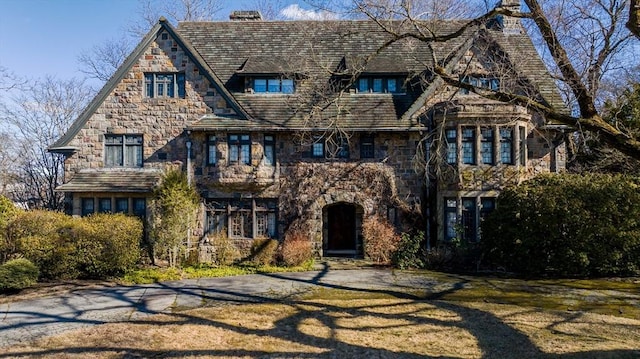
(3, 295, 640, 358)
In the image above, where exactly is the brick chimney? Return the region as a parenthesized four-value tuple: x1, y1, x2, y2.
(229, 10, 263, 21)
(496, 0, 522, 35)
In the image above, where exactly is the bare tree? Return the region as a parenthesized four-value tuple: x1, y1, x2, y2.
(0, 77, 93, 209)
(77, 36, 132, 83)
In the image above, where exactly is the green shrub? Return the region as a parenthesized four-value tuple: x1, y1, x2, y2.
(393, 231, 426, 269)
(210, 231, 241, 266)
(77, 213, 142, 278)
(278, 230, 313, 267)
(249, 238, 278, 266)
(0, 196, 22, 262)
(0, 258, 39, 291)
(9, 210, 79, 279)
(363, 215, 400, 264)
(482, 173, 640, 277)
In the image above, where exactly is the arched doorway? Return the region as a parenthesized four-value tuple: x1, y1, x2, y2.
(323, 202, 363, 257)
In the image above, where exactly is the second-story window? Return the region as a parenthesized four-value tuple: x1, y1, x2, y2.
(145, 73, 185, 98)
(228, 134, 251, 165)
(207, 135, 217, 166)
(446, 129, 457, 164)
(264, 135, 275, 166)
(480, 128, 494, 165)
(460, 75, 500, 94)
(253, 78, 294, 93)
(105, 134, 143, 167)
(500, 128, 513, 164)
(461, 128, 475, 164)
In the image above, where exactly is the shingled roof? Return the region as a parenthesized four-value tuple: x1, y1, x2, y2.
(56, 170, 161, 193)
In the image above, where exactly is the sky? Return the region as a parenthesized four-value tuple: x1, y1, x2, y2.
(0, 0, 329, 84)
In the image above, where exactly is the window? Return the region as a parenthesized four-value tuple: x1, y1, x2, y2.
(446, 129, 457, 164)
(264, 135, 275, 166)
(500, 128, 513, 164)
(462, 198, 477, 242)
(360, 134, 374, 159)
(253, 78, 294, 93)
(145, 73, 185, 98)
(206, 199, 278, 239)
(461, 128, 475, 164)
(481, 128, 494, 165)
(444, 198, 458, 241)
(81, 198, 94, 217)
(207, 135, 217, 165)
(228, 134, 251, 165)
(105, 134, 143, 167)
(133, 198, 146, 218)
(312, 136, 324, 158)
(480, 197, 496, 222)
(336, 135, 349, 159)
(115, 198, 129, 214)
(98, 198, 111, 213)
(460, 75, 500, 94)
(356, 77, 403, 93)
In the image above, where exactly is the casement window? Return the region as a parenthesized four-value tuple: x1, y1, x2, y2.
(207, 135, 217, 166)
(133, 198, 146, 218)
(105, 134, 143, 167)
(500, 128, 513, 164)
(446, 129, 457, 164)
(115, 198, 129, 214)
(480, 197, 496, 222)
(519, 127, 527, 166)
(460, 75, 500, 94)
(98, 198, 111, 213)
(264, 135, 275, 166)
(81, 198, 94, 217)
(480, 128, 494, 165)
(356, 77, 403, 93)
(444, 198, 458, 241)
(360, 134, 374, 159)
(462, 198, 478, 242)
(228, 134, 251, 165)
(144, 73, 185, 98)
(206, 199, 278, 239)
(312, 136, 325, 158)
(461, 128, 476, 164)
(253, 78, 294, 93)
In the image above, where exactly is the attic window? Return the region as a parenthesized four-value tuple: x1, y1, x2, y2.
(145, 73, 185, 98)
(252, 77, 294, 94)
(460, 75, 500, 94)
(355, 76, 403, 93)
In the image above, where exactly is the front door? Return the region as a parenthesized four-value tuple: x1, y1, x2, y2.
(326, 203, 356, 255)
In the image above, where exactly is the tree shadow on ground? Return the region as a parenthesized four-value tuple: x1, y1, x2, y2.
(1, 266, 638, 358)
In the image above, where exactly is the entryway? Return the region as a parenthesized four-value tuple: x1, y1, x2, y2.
(323, 202, 363, 257)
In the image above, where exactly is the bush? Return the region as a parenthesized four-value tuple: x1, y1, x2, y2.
(0, 196, 22, 262)
(249, 237, 278, 266)
(393, 231, 426, 269)
(482, 173, 640, 277)
(0, 258, 39, 291)
(363, 215, 400, 264)
(5, 210, 142, 280)
(210, 231, 240, 266)
(279, 230, 313, 267)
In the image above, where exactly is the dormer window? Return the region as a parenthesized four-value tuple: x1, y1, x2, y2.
(355, 76, 403, 93)
(460, 75, 500, 94)
(253, 77, 294, 94)
(145, 73, 185, 98)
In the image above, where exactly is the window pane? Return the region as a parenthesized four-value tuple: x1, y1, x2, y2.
(446, 129, 457, 164)
(254, 79, 267, 92)
(105, 144, 123, 167)
(281, 79, 294, 93)
(462, 198, 477, 242)
(445, 210, 457, 240)
(82, 198, 94, 217)
(264, 145, 274, 166)
(177, 73, 185, 98)
(360, 135, 374, 158)
(116, 198, 128, 213)
(208, 136, 217, 165)
(312, 142, 324, 157)
(133, 198, 146, 218)
(240, 144, 251, 164)
(372, 78, 383, 92)
(358, 78, 368, 92)
(268, 79, 280, 92)
(145, 74, 154, 97)
(461, 128, 475, 164)
(387, 78, 397, 93)
(98, 198, 111, 213)
(519, 127, 526, 166)
(229, 145, 239, 163)
(481, 128, 494, 165)
(500, 128, 513, 164)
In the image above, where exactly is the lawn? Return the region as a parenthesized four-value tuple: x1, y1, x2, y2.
(2, 270, 639, 358)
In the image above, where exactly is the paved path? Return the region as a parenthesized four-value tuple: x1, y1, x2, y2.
(0, 268, 444, 347)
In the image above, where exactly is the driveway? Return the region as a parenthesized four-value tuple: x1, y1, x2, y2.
(0, 267, 443, 347)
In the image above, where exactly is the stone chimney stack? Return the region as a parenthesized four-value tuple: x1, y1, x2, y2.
(497, 0, 522, 35)
(229, 10, 263, 21)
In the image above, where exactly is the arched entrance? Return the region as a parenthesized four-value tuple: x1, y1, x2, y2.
(323, 202, 363, 257)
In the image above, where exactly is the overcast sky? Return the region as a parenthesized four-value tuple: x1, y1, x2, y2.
(0, 0, 333, 84)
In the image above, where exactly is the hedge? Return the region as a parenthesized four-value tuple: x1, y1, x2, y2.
(0, 258, 39, 291)
(481, 173, 640, 277)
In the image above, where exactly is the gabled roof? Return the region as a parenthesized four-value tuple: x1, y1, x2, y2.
(49, 18, 249, 152)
